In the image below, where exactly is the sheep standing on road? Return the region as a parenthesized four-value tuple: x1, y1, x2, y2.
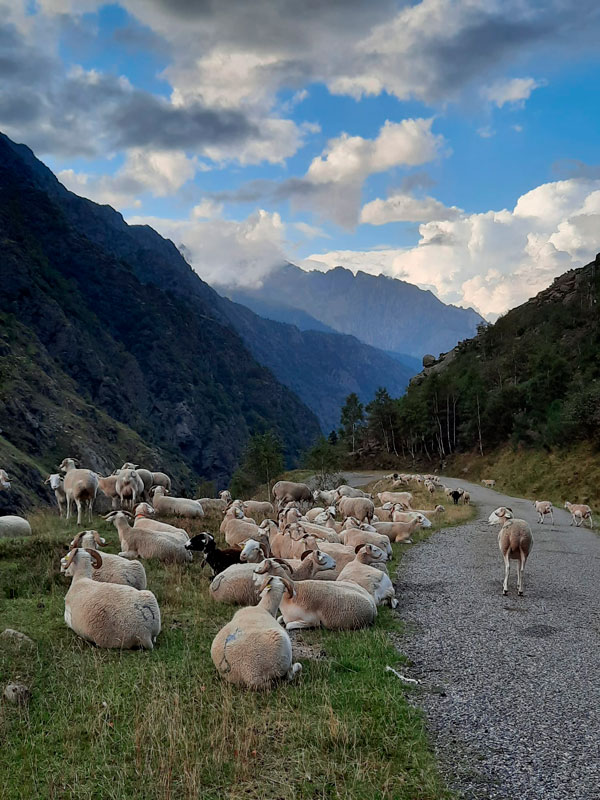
(490, 508, 533, 596)
(533, 501, 554, 524)
(564, 502, 593, 528)
(59, 458, 99, 525)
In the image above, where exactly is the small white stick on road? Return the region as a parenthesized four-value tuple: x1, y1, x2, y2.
(385, 666, 420, 684)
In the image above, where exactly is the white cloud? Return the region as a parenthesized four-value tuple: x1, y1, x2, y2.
(360, 193, 462, 225)
(127, 208, 287, 288)
(303, 178, 600, 318)
(306, 119, 444, 184)
(58, 148, 198, 208)
(192, 199, 223, 219)
(483, 77, 545, 108)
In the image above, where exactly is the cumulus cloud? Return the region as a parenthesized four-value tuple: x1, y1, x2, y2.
(360, 193, 462, 225)
(483, 77, 546, 108)
(128, 208, 288, 288)
(304, 178, 600, 318)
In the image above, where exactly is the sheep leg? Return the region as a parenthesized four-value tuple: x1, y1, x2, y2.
(75, 499, 83, 525)
(65, 494, 71, 521)
(284, 620, 315, 631)
(517, 556, 526, 596)
(502, 554, 510, 595)
(589, 515, 594, 529)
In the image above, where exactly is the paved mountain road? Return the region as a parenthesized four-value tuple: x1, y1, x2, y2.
(345, 471, 600, 800)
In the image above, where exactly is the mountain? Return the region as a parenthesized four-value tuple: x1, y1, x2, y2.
(376, 255, 600, 463)
(221, 263, 484, 359)
(0, 132, 321, 502)
(0, 135, 417, 434)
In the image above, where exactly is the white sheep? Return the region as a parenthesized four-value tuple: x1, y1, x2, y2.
(271, 480, 312, 508)
(533, 500, 554, 524)
(69, 530, 146, 589)
(337, 495, 374, 523)
(150, 486, 204, 518)
(151, 471, 172, 493)
(488, 507, 513, 525)
(335, 485, 371, 499)
(58, 458, 99, 524)
(0, 469, 11, 490)
(482, 479, 496, 488)
(0, 516, 32, 538)
(492, 511, 533, 596)
(115, 468, 145, 509)
(253, 559, 377, 631)
(337, 544, 397, 607)
(313, 489, 337, 506)
(340, 527, 392, 557)
(376, 491, 413, 509)
(96, 474, 120, 509)
(105, 511, 192, 563)
(129, 504, 189, 542)
(564, 501, 593, 528)
(44, 473, 67, 516)
(372, 516, 430, 543)
(211, 575, 301, 689)
(61, 548, 160, 649)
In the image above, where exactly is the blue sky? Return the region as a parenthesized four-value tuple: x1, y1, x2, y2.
(2, 0, 600, 317)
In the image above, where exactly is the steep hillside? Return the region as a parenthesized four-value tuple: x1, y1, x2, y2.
(0, 133, 320, 498)
(220, 263, 483, 359)
(0, 134, 416, 433)
(378, 256, 600, 465)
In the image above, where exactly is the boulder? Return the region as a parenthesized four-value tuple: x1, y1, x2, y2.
(3, 682, 31, 705)
(0, 629, 35, 649)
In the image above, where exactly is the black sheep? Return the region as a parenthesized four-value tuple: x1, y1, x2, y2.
(185, 533, 241, 577)
(450, 490, 462, 505)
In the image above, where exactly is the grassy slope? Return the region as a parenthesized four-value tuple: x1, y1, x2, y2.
(0, 483, 473, 800)
(447, 442, 600, 509)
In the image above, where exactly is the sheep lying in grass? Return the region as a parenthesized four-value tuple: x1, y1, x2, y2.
(372, 515, 430, 543)
(242, 500, 275, 519)
(490, 508, 533, 596)
(150, 486, 204, 518)
(0, 516, 32, 538)
(376, 491, 413, 509)
(340, 527, 392, 557)
(337, 544, 397, 608)
(533, 501, 554, 524)
(564, 501, 594, 528)
(211, 575, 301, 689)
(130, 504, 189, 542)
(69, 530, 147, 589)
(253, 559, 377, 631)
(105, 511, 192, 563)
(44, 473, 67, 516)
(61, 548, 160, 649)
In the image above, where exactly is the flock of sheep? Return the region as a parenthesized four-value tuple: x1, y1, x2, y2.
(1, 462, 595, 690)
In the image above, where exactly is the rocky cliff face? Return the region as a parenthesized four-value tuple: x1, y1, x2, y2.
(221, 263, 484, 359)
(0, 133, 321, 500)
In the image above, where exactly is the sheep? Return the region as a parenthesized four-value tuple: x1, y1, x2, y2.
(489, 507, 513, 525)
(337, 544, 397, 608)
(337, 495, 374, 523)
(564, 501, 593, 528)
(61, 548, 160, 649)
(44, 473, 67, 516)
(449, 490, 462, 505)
(482, 479, 496, 488)
(104, 511, 192, 563)
(461, 492, 470, 505)
(242, 500, 275, 520)
(0, 468, 11, 490)
(96, 474, 120, 509)
(239, 538, 271, 564)
(376, 491, 413, 509)
(211, 575, 301, 689)
(118, 464, 153, 499)
(0, 516, 32, 538)
(151, 471, 172, 493)
(69, 530, 146, 589)
(392, 507, 441, 524)
(335, 485, 371, 499)
(220, 505, 253, 534)
(270, 523, 313, 560)
(59, 458, 99, 525)
(372, 516, 430, 543)
(253, 559, 377, 631)
(497, 518, 533, 596)
(150, 486, 204, 518)
(533, 501, 554, 524)
(313, 489, 337, 506)
(115, 468, 145, 510)
(278, 507, 341, 543)
(223, 515, 270, 552)
(305, 506, 325, 522)
(340, 527, 392, 557)
(130, 504, 189, 542)
(271, 480, 312, 508)
(184, 533, 243, 576)
(196, 497, 228, 513)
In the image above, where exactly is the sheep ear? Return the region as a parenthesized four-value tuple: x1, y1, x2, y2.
(355, 544, 366, 553)
(86, 548, 102, 569)
(300, 550, 312, 560)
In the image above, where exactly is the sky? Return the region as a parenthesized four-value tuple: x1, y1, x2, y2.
(1, 1, 600, 319)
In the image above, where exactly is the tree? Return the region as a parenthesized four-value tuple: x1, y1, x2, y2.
(302, 436, 341, 485)
(366, 387, 400, 455)
(328, 429, 338, 445)
(340, 393, 364, 452)
(229, 431, 284, 498)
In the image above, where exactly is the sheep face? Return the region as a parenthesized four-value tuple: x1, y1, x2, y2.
(185, 533, 214, 552)
(302, 549, 336, 571)
(135, 503, 155, 517)
(415, 513, 432, 529)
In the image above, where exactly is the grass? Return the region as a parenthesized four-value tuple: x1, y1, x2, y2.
(447, 442, 600, 509)
(0, 480, 472, 800)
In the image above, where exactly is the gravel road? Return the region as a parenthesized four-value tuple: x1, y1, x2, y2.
(388, 476, 600, 800)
